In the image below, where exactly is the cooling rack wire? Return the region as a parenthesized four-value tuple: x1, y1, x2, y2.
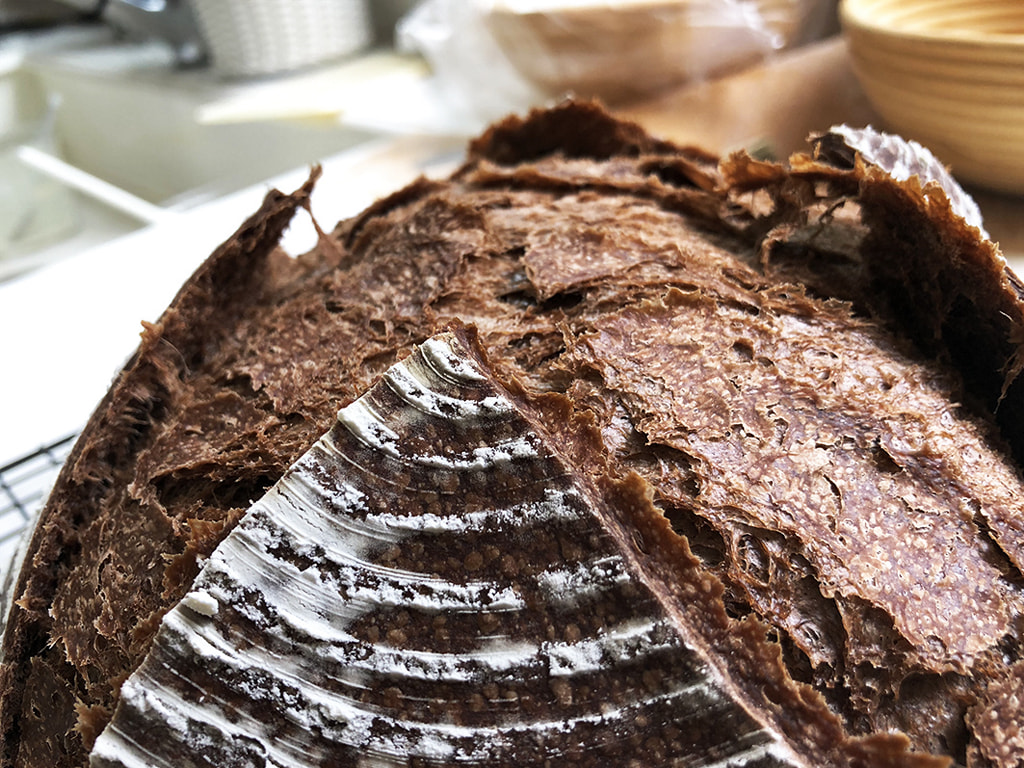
(0, 434, 77, 571)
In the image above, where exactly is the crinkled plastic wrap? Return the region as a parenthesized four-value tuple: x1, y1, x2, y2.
(399, 0, 832, 128)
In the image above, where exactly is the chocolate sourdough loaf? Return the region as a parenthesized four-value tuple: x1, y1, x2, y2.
(3, 102, 1024, 767)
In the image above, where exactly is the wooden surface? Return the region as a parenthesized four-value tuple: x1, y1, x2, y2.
(617, 37, 877, 158)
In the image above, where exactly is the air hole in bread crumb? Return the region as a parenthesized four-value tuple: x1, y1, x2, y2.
(731, 341, 754, 362)
(639, 159, 701, 190)
(540, 292, 583, 312)
(497, 289, 536, 309)
(872, 442, 903, 474)
(661, 505, 725, 570)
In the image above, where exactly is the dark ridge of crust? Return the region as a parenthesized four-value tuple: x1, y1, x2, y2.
(722, 149, 1024, 467)
(2, 102, 1023, 767)
(336, 175, 448, 252)
(0, 173, 318, 768)
(465, 99, 708, 167)
(853, 177, 1024, 463)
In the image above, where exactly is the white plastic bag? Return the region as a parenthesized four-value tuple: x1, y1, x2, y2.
(399, 0, 830, 131)
(397, 0, 549, 132)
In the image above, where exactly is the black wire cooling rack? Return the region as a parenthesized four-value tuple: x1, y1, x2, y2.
(0, 434, 77, 569)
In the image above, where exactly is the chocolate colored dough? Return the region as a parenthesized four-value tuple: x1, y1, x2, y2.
(87, 327, 941, 767)
(2, 102, 1024, 767)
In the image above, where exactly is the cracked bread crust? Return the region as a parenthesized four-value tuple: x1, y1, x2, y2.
(2, 101, 1023, 767)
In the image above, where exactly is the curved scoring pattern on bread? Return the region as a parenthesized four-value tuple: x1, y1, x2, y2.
(92, 328, 945, 767)
(2, 102, 1024, 767)
(88, 329, 810, 766)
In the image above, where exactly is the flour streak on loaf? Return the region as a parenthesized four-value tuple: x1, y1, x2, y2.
(91, 329, 812, 767)
(2, 101, 1024, 768)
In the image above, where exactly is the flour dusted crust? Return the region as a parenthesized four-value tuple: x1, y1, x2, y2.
(86, 328, 843, 766)
(2, 102, 1024, 767)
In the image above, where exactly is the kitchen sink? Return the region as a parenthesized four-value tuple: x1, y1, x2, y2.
(0, 26, 429, 280)
(31, 38, 383, 206)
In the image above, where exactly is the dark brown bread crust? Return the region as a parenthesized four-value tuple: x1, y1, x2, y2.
(2, 101, 1023, 766)
(85, 325, 942, 766)
(0, 172, 322, 765)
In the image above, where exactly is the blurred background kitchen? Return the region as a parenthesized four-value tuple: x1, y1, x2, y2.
(1, 0, 1022, 553)
(0, 0, 844, 284)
